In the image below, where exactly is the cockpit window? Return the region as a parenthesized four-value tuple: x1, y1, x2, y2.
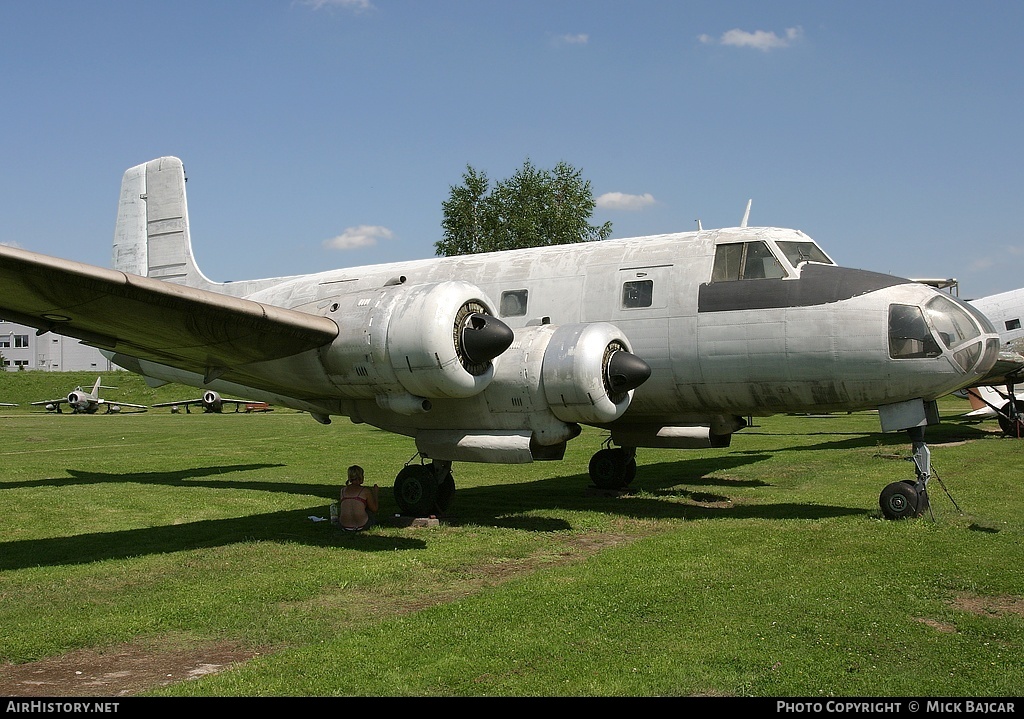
(924, 294, 987, 371)
(923, 295, 981, 349)
(889, 304, 942, 359)
(775, 241, 833, 267)
(711, 241, 787, 281)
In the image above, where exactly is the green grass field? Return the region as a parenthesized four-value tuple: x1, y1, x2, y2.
(1, 371, 1021, 697)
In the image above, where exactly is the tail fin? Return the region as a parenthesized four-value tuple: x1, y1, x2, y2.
(112, 157, 218, 291)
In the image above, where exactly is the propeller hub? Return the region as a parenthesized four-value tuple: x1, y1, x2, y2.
(461, 313, 514, 365)
(607, 350, 652, 394)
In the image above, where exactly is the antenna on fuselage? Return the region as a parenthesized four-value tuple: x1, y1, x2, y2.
(696, 219, 703, 230)
(740, 199, 752, 228)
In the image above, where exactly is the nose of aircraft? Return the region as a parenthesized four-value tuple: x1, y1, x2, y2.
(883, 280, 1003, 400)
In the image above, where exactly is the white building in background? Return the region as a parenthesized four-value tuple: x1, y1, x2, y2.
(0, 320, 119, 372)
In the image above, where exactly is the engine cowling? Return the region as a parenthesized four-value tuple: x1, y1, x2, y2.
(67, 391, 93, 413)
(321, 280, 513, 401)
(412, 322, 651, 463)
(202, 391, 222, 412)
(541, 322, 651, 424)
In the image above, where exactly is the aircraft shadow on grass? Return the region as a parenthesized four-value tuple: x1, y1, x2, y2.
(0, 452, 866, 569)
(737, 421, 996, 454)
(459, 453, 864, 531)
(2, 464, 291, 492)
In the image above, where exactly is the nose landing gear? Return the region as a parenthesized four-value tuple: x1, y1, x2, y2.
(879, 426, 932, 520)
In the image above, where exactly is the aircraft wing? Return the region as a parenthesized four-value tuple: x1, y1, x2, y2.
(30, 398, 68, 407)
(151, 397, 255, 407)
(0, 403, 18, 407)
(99, 400, 149, 410)
(151, 399, 205, 408)
(0, 245, 339, 378)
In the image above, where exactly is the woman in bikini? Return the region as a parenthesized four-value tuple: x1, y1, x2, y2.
(338, 465, 379, 531)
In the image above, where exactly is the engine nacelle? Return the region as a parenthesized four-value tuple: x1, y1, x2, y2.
(412, 322, 651, 463)
(67, 392, 95, 413)
(322, 280, 512, 401)
(541, 322, 649, 425)
(202, 390, 222, 411)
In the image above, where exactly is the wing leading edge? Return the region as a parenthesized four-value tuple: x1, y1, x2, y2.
(0, 244, 339, 377)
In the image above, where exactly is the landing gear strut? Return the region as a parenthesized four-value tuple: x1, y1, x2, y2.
(393, 459, 455, 517)
(966, 384, 1023, 438)
(588, 443, 637, 490)
(879, 426, 931, 520)
(997, 385, 1023, 438)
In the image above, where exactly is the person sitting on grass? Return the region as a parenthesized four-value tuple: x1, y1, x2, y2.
(338, 464, 379, 532)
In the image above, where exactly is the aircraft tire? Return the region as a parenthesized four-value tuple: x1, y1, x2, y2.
(879, 480, 921, 520)
(436, 471, 456, 513)
(589, 448, 630, 490)
(997, 402, 1024, 438)
(623, 458, 637, 486)
(394, 465, 439, 517)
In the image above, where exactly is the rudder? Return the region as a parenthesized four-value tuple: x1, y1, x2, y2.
(112, 156, 218, 291)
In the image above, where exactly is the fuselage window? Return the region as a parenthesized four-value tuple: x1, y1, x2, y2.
(711, 241, 787, 281)
(888, 304, 942, 359)
(776, 240, 833, 266)
(499, 289, 528, 317)
(622, 280, 654, 308)
(1007, 318, 1022, 331)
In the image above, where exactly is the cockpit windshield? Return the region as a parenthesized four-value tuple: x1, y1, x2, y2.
(924, 295, 982, 349)
(775, 241, 833, 267)
(711, 241, 787, 281)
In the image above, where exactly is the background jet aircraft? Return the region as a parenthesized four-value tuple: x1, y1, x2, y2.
(0, 157, 1005, 520)
(30, 376, 148, 414)
(152, 390, 261, 413)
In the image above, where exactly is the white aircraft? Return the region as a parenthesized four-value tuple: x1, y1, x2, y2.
(29, 376, 148, 414)
(0, 157, 1008, 520)
(0, 403, 18, 407)
(152, 390, 261, 413)
(960, 287, 1024, 436)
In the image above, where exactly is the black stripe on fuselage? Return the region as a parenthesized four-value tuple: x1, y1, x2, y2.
(697, 264, 909, 313)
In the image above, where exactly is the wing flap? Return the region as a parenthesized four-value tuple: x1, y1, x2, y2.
(0, 244, 338, 373)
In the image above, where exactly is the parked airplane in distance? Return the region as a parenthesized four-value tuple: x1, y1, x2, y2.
(30, 376, 148, 414)
(961, 287, 1024, 437)
(152, 390, 262, 413)
(0, 157, 1007, 520)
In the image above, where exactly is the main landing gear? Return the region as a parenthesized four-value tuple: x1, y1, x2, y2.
(392, 459, 456, 517)
(966, 384, 1024, 438)
(996, 386, 1023, 438)
(878, 426, 932, 520)
(588, 441, 637, 490)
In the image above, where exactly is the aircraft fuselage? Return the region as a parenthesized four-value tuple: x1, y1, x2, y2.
(115, 226, 1000, 450)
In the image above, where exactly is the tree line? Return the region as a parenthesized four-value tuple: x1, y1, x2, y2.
(435, 159, 611, 257)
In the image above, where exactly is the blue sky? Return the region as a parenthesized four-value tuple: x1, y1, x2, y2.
(2, 1, 1022, 298)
